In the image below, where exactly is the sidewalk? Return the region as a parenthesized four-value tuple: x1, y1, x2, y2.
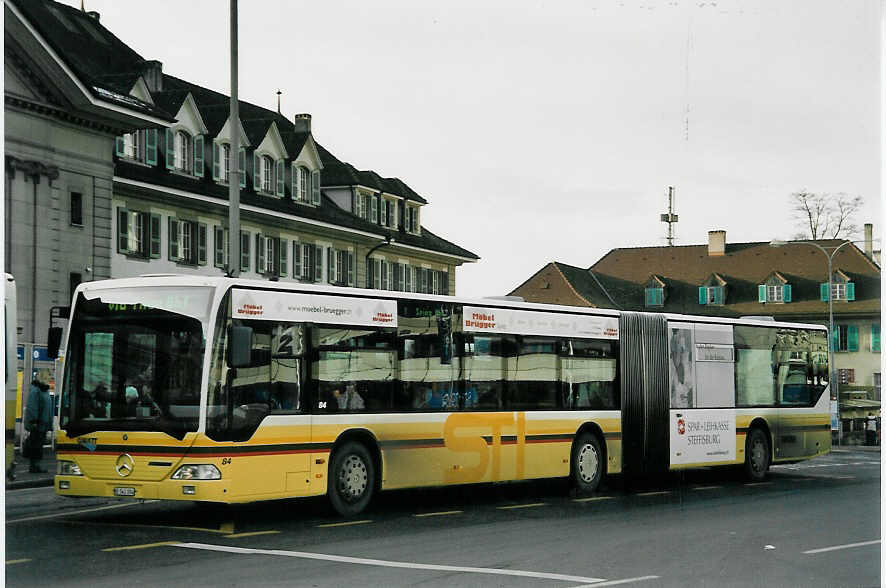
(5, 445, 57, 490)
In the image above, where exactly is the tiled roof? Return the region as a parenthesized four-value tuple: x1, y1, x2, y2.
(570, 240, 881, 318)
(11, 0, 175, 121)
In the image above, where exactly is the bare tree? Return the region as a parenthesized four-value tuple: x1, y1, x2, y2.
(791, 191, 863, 240)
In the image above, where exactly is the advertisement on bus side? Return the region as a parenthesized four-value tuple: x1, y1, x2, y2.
(670, 409, 736, 465)
(232, 289, 398, 327)
(462, 306, 618, 339)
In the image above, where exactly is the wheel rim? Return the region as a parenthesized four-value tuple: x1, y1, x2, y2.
(338, 454, 368, 502)
(750, 438, 766, 473)
(577, 443, 599, 484)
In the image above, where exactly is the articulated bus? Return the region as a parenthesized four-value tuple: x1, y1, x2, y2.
(52, 276, 831, 515)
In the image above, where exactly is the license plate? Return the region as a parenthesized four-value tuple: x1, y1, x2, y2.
(113, 486, 136, 497)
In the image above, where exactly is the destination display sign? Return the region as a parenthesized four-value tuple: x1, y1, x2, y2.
(462, 306, 618, 340)
(232, 289, 397, 328)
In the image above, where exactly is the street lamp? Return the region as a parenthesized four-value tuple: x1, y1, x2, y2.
(769, 239, 858, 445)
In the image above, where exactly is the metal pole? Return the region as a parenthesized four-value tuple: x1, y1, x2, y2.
(228, 0, 240, 277)
(827, 252, 837, 445)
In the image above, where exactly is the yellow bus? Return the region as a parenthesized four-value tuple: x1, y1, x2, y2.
(52, 276, 831, 515)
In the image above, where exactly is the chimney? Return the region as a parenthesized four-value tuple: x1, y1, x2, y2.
(708, 230, 726, 256)
(293, 113, 312, 134)
(864, 223, 873, 259)
(87, 10, 100, 21)
(139, 60, 163, 93)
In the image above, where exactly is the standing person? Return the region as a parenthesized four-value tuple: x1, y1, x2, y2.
(865, 413, 878, 446)
(24, 369, 52, 473)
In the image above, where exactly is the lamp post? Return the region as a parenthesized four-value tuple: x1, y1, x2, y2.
(769, 239, 857, 445)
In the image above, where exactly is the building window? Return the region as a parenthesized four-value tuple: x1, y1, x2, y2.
(698, 285, 724, 306)
(174, 130, 192, 172)
(293, 242, 322, 282)
(833, 325, 859, 352)
(70, 192, 83, 226)
(645, 287, 663, 307)
(872, 324, 881, 353)
(169, 218, 207, 265)
(293, 166, 310, 202)
(327, 248, 354, 286)
(406, 206, 419, 234)
(874, 373, 881, 401)
(766, 285, 782, 303)
(222, 144, 231, 183)
(837, 368, 856, 384)
(116, 129, 158, 165)
(214, 226, 229, 269)
(261, 156, 274, 193)
(117, 207, 160, 259)
(821, 281, 855, 301)
(241, 231, 251, 272)
(124, 131, 141, 160)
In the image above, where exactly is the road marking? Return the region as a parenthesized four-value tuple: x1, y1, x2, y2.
(7, 501, 150, 523)
(635, 491, 670, 497)
(803, 540, 881, 555)
(692, 486, 722, 491)
(413, 510, 463, 517)
(316, 520, 372, 528)
(174, 542, 607, 584)
(59, 519, 232, 534)
(102, 541, 180, 552)
(573, 496, 614, 503)
(5, 559, 31, 565)
(224, 531, 280, 539)
(497, 502, 546, 510)
(744, 482, 773, 487)
(570, 575, 661, 587)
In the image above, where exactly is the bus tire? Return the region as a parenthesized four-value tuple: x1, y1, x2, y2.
(571, 433, 604, 494)
(744, 427, 770, 482)
(328, 441, 375, 517)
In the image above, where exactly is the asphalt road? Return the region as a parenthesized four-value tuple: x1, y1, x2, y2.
(5, 448, 881, 587)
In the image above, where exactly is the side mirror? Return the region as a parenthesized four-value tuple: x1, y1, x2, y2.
(48, 327, 64, 359)
(228, 325, 253, 368)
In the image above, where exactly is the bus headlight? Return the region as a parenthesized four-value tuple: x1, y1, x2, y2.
(171, 464, 221, 480)
(57, 460, 82, 476)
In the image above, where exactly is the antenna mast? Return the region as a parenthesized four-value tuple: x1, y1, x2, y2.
(660, 186, 679, 246)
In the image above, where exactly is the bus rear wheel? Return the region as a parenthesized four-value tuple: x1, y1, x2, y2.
(328, 441, 375, 517)
(572, 433, 604, 494)
(744, 428, 770, 482)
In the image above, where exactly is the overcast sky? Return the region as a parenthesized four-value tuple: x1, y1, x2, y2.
(62, 0, 882, 298)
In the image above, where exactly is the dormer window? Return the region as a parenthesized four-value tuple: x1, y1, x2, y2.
(115, 129, 158, 165)
(295, 166, 309, 202)
(758, 272, 791, 304)
(820, 271, 855, 302)
(405, 205, 420, 234)
(174, 130, 192, 172)
(698, 274, 727, 306)
(261, 155, 273, 193)
(644, 275, 666, 307)
(221, 144, 231, 183)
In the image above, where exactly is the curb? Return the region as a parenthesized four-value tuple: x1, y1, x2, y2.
(6, 477, 54, 490)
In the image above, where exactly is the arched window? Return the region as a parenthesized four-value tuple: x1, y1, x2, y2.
(174, 130, 192, 172)
(262, 155, 274, 193)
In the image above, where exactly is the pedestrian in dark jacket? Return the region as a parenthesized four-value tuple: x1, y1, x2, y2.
(24, 369, 52, 473)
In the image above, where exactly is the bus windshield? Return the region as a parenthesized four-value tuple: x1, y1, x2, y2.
(60, 286, 212, 440)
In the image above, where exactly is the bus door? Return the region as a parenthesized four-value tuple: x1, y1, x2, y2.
(774, 328, 829, 459)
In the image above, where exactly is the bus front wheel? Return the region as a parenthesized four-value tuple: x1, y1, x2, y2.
(744, 428, 770, 482)
(328, 441, 375, 517)
(571, 433, 604, 494)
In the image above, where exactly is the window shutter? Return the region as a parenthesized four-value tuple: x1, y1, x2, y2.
(848, 325, 859, 352)
(165, 129, 175, 169)
(168, 218, 179, 260)
(194, 135, 204, 177)
(327, 247, 335, 283)
(291, 165, 298, 200)
(381, 261, 388, 290)
(293, 242, 302, 278)
(846, 282, 855, 301)
(145, 129, 158, 166)
(150, 214, 161, 258)
(756, 285, 765, 303)
(404, 264, 411, 292)
(820, 283, 829, 301)
(238, 148, 246, 187)
(279, 238, 288, 276)
(311, 170, 320, 205)
(253, 152, 260, 190)
(212, 142, 220, 180)
(197, 223, 207, 265)
(117, 208, 128, 252)
(241, 231, 250, 271)
(256, 234, 265, 273)
(276, 160, 285, 196)
(115, 136, 125, 157)
(313, 246, 322, 282)
(698, 287, 707, 305)
(783, 284, 792, 303)
(831, 327, 839, 352)
(393, 263, 402, 291)
(872, 324, 881, 352)
(442, 271, 449, 295)
(214, 226, 224, 268)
